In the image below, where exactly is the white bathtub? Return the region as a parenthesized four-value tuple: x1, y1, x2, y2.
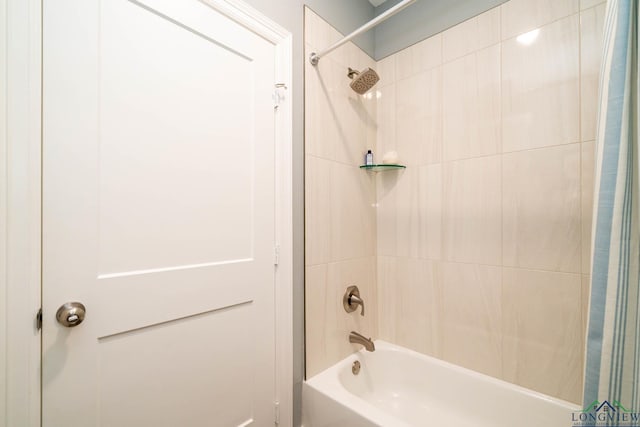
(302, 341, 579, 427)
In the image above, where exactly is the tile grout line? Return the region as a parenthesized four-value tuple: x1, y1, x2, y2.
(577, 7, 587, 402)
(425, 142, 584, 166)
(439, 27, 446, 270)
(372, 254, 585, 276)
(499, 1, 506, 383)
(501, 4, 582, 43)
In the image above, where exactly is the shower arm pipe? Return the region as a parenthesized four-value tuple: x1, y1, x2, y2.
(309, 0, 417, 66)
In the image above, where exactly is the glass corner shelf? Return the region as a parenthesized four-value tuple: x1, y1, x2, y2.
(359, 164, 406, 172)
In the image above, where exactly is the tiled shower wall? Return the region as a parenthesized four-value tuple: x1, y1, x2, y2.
(304, 8, 378, 378)
(375, 0, 605, 403)
(304, 0, 605, 404)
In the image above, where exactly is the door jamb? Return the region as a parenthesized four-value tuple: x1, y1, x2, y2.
(202, 3, 294, 424)
(1, 0, 293, 425)
(2, 0, 43, 426)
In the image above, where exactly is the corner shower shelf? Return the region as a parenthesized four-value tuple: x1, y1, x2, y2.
(359, 164, 406, 172)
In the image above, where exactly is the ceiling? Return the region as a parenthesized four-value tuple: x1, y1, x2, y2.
(368, 0, 387, 7)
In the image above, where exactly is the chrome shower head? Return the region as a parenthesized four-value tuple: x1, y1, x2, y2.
(347, 67, 380, 95)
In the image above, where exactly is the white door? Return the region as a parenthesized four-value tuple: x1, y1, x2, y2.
(42, 0, 277, 426)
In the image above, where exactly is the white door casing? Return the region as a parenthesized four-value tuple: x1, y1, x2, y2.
(2, 0, 43, 426)
(41, 0, 292, 426)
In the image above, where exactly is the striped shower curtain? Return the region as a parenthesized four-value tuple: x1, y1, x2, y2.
(583, 0, 639, 412)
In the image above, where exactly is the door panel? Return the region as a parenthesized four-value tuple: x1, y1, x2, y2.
(42, 0, 276, 425)
(98, 303, 255, 426)
(99, 0, 256, 275)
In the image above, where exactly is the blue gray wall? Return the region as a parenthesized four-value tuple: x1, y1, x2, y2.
(374, 0, 509, 59)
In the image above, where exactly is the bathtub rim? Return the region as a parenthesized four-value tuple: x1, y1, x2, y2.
(304, 340, 580, 426)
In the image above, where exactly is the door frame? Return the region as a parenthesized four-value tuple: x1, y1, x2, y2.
(0, 0, 293, 425)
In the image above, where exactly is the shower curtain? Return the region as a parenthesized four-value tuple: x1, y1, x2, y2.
(583, 0, 639, 411)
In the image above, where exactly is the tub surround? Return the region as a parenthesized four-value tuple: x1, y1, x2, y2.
(304, 8, 378, 378)
(305, 0, 606, 404)
(374, 0, 605, 403)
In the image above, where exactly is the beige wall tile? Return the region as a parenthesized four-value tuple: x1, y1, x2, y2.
(441, 262, 502, 378)
(394, 168, 421, 258)
(392, 165, 442, 259)
(376, 83, 397, 157)
(580, 0, 606, 11)
(305, 155, 331, 266)
(582, 141, 595, 274)
(580, 4, 606, 142)
(395, 34, 442, 81)
(304, 54, 342, 161)
(443, 44, 501, 161)
(442, 7, 501, 62)
(364, 88, 378, 155)
(501, 0, 578, 40)
(305, 42, 375, 167)
(377, 256, 398, 341)
(502, 15, 580, 152)
(376, 164, 441, 260)
(502, 145, 581, 273)
(376, 171, 399, 257)
(443, 156, 502, 265)
(396, 67, 443, 165)
(329, 163, 376, 262)
(394, 258, 441, 357)
(503, 268, 582, 403)
(333, 87, 369, 166)
(305, 264, 329, 378)
(376, 55, 396, 88)
(419, 164, 443, 260)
